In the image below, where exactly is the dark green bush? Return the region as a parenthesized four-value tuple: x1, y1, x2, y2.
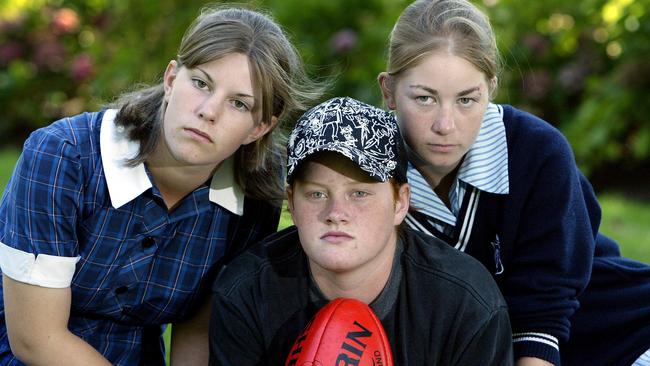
(1, 0, 648, 179)
(490, 0, 650, 175)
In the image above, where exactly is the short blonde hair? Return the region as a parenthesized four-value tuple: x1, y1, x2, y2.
(386, 0, 501, 96)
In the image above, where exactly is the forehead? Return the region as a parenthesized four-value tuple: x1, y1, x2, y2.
(193, 52, 251, 76)
(398, 51, 488, 86)
(295, 152, 376, 185)
(191, 53, 259, 93)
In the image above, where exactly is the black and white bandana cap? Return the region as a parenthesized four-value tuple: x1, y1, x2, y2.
(287, 97, 406, 183)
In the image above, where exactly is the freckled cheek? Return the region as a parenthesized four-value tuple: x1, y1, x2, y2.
(346, 204, 374, 220)
(404, 107, 434, 125)
(400, 116, 430, 142)
(291, 205, 321, 224)
(466, 116, 484, 135)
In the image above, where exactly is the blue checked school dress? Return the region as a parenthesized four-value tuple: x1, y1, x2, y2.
(0, 109, 280, 365)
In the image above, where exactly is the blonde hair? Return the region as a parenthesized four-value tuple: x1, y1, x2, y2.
(113, 5, 323, 204)
(386, 0, 500, 95)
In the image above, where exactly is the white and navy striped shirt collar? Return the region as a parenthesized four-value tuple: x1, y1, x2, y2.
(408, 103, 509, 226)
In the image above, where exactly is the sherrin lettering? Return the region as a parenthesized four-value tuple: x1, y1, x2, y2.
(285, 298, 394, 366)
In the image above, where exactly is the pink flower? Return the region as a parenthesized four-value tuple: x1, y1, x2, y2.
(329, 29, 358, 54)
(52, 8, 80, 34)
(0, 41, 24, 64)
(523, 70, 553, 100)
(33, 40, 66, 71)
(523, 33, 550, 57)
(71, 54, 93, 81)
(558, 63, 587, 94)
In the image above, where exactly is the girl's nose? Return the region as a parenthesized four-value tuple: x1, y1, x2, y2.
(431, 105, 454, 134)
(197, 96, 221, 123)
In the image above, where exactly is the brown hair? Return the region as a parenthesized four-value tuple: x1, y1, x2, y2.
(385, 0, 500, 96)
(111, 4, 324, 205)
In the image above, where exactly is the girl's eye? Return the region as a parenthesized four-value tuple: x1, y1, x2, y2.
(458, 97, 477, 106)
(192, 78, 208, 90)
(415, 95, 434, 105)
(232, 99, 250, 112)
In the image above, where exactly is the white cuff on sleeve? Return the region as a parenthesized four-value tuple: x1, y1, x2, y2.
(513, 332, 559, 351)
(0, 241, 80, 288)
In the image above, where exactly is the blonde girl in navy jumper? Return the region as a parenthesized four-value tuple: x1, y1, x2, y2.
(378, 0, 650, 365)
(0, 5, 321, 366)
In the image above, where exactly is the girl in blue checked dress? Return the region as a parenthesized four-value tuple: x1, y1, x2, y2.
(377, 1, 650, 365)
(0, 5, 322, 366)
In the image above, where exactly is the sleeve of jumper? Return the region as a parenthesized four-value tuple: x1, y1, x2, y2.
(0, 124, 83, 288)
(502, 117, 596, 364)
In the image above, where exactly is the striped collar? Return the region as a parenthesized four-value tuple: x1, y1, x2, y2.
(100, 109, 244, 215)
(408, 103, 509, 226)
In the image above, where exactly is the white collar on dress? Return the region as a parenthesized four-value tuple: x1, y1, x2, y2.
(99, 109, 244, 215)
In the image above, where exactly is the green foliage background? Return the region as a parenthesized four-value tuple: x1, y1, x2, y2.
(1, 0, 649, 181)
(1, 2, 648, 360)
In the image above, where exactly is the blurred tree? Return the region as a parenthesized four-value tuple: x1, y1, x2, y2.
(267, 0, 410, 104)
(0, 0, 212, 141)
(488, 0, 650, 176)
(0, 0, 648, 181)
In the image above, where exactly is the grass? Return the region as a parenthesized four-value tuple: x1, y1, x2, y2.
(0, 149, 19, 191)
(279, 204, 293, 230)
(599, 193, 650, 263)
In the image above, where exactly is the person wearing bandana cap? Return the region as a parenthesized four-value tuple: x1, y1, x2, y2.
(209, 97, 514, 366)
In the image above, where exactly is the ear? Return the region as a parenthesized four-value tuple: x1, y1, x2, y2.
(163, 60, 179, 102)
(378, 72, 397, 110)
(243, 115, 279, 145)
(393, 183, 410, 226)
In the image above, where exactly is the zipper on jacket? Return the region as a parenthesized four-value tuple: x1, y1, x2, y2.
(491, 235, 504, 275)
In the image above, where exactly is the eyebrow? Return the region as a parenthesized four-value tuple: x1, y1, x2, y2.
(195, 66, 256, 100)
(298, 176, 377, 187)
(409, 84, 481, 97)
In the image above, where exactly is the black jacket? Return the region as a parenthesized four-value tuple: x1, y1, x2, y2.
(209, 226, 513, 365)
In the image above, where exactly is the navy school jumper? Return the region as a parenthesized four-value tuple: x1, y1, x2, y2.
(407, 105, 650, 366)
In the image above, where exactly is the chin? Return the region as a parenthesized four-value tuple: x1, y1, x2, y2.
(173, 152, 218, 167)
(312, 257, 357, 274)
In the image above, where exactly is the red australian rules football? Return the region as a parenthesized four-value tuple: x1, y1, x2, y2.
(285, 297, 394, 366)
